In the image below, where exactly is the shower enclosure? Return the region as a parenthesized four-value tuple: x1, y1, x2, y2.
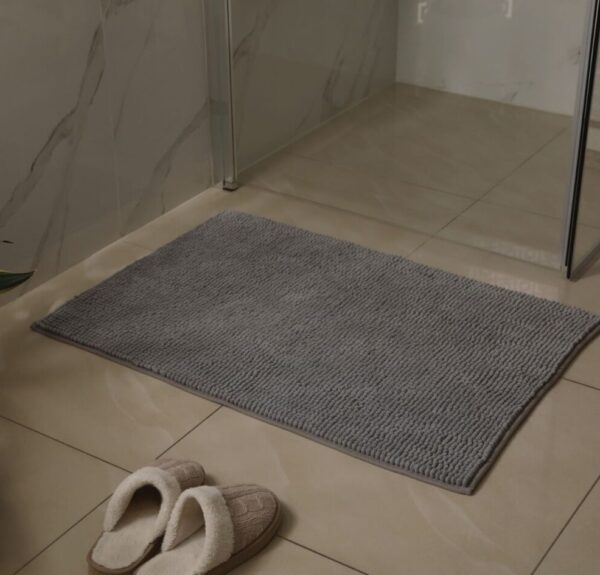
(207, 0, 600, 279)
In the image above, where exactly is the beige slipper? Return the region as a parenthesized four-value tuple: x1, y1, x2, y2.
(134, 484, 282, 575)
(88, 459, 206, 574)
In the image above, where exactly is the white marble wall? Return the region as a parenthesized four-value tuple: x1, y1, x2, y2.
(103, 0, 213, 234)
(232, 0, 399, 170)
(0, 0, 213, 304)
(396, 0, 590, 116)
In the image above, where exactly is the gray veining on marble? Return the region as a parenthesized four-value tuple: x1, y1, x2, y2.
(0, 0, 214, 306)
(231, 0, 398, 170)
(0, 0, 118, 306)
(101, 0, 214, 235)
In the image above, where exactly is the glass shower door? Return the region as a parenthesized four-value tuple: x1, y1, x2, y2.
(210, 0, 600, 279)
(564, 0, 600, 277)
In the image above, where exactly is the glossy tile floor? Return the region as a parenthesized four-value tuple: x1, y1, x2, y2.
(3, 184, 600, 575)
(243, 83, 600, 270)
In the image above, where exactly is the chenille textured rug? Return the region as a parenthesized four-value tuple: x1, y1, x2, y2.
(33, 211, 600, 494)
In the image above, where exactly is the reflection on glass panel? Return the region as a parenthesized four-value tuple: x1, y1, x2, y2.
(233, 0, 588, 270)
(230, 0, 399, 171)
(573, 57, 600, 269)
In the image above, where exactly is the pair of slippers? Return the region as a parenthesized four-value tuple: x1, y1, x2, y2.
(88, 459, 281, 575)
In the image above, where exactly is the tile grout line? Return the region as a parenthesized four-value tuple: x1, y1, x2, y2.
(244, 182, 437, 243)
(564, 378, 600, 392)
(121, 186, 568, 276)
(406, 233, 432, 256)
(430, 196, 478, 238)
(478, 193, 600, 233)
(123, 187, 568, 273)
(283, 149, 482, 203)
(478, 128, 568, 204)
(11, 406, 223, 573)
(236, 181, 565, 272)
(0, 414, 132, 474)
(530, 472, 600, 574)
(256, 98, 569, 210)
(278, 535, 370, 575)
(154, 405, 223, 460)
(477, 196, 574, 226)
(126, 181, 436, 256)
(12, 495, 111, 575)
(408, 231, 564, 272)
(121, 179, 565, 273)
(434, 128, 570, 243)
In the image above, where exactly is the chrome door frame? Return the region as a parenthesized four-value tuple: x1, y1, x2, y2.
(205, 0, 238, 191)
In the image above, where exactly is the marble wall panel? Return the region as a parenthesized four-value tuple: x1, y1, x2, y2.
(0, 0, 118, 304)
(0, 0, 214, 305)
(102, 0, 214, 235)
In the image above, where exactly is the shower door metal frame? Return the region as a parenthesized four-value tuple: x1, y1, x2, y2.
(563, 0, 600, 279)
(205, 0, 238, 191)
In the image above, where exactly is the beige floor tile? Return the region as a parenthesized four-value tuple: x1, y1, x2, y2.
(483, 130, 569, 218)
(288, 83, 568, 200)
(124, 184, 428, 255)
(17, 503, 362, 575)
(162, 380, 600, 575)
(410, 237, 600, 312)
(16, 504, 108, 575)
(565, 344, 600, 390)
(243, 152, 473, 235)
(231, 538, 363, 575)
(273, 86, 412, 168)
(410, 237, 600, 390)
(0, 239, 219, 471)
(0, 418, 125, 574)
(535, 478, 600, 575)
(437, 201, 600, 269)
(485, 131, 600, 230)
(572, 148, 600, 266)
(484, 131, 568, 220)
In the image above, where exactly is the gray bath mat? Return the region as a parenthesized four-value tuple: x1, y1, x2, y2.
(34, 211, 600, 494)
